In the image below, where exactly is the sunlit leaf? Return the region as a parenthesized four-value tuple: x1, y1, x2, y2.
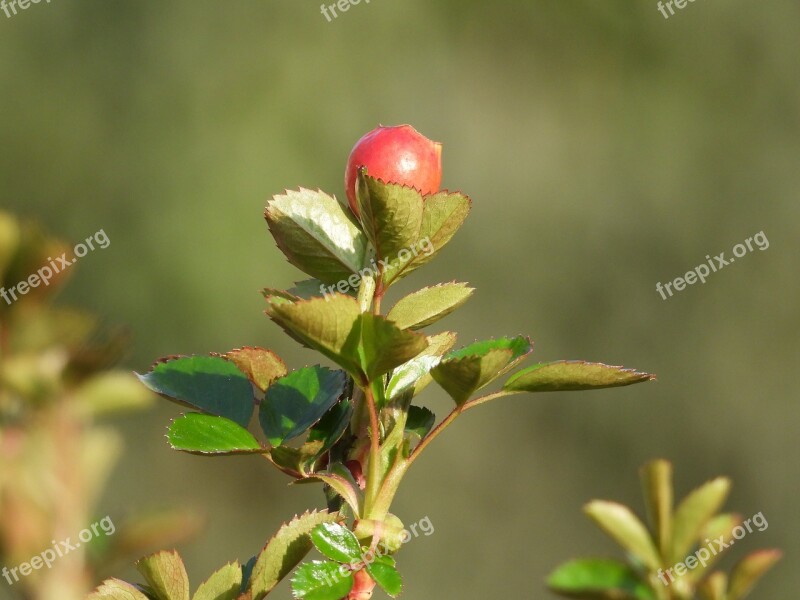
(223, 347, 287, 392)
(504, 361, 655, 393)
(431, 336, 531, 405)
(728, 549, 782, 600)
(583, 501, 661, 572)
(88, 579, 151, 600)
(311, 522, 363, 563)
(265, 188, 368, 284)
(168, 413, 264, 455)
(136, 550, 190, 600)
(387, 282, 473, 330)
(192, 562, 242, 600)
(386, 331, 456, 400)
(640, 459, 673, 556)
(249, 510, 341, 600)
(670, 477, 731, 564)
(291, 561, 353, 600)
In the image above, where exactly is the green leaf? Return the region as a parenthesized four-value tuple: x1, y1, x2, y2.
(223, 347, 287, 393)
(192, 562, 242, 600)
(728, 550, 782, 600)
(259, 367, 347, 447)
(366, 554, 403, 597)
(265, 188, 368, 284)
(168, 413, 264, 455)
(583, 501, 662, 572)
(136, 550, 190, 600)
(137, 356, 254, 427)
(356, 313, 429, 382)
(405, 406, 435, 440)
(387, 282, 474, 330)
(88, 579, 151, 600)
(306, 397, 354, 454)
(265, 295, 427, 383)
(311, 522, 363, 564)
(670, 477, 731, 564)
(386, 331, 457, 400)
(640, 459, 673, 556)
(355, 170, 424, 263)
(249, 510, 341, 600)
(382, 191, 471, 286)
(504, 361, 656, 393)
(269, 441, 325, 478)
(431, 336, 531, 405)
(291, 561, 353, 600)
(547, 558, 655, 600)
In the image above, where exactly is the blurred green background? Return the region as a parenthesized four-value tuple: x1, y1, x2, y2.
(1, 0, 797, 597)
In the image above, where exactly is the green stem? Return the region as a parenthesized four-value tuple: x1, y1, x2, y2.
(363, 384, 383, 513)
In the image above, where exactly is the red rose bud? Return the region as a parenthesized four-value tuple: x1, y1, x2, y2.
(345, 124, 442, 216)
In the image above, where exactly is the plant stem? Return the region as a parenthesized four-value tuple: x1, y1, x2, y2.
(363, 382, 382, 513)
(406, 406, 462, 468)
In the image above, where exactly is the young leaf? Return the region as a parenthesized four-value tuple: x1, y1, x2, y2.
(697, 572, 728, 600)
(670, 477, 731, 564)
(382, 191, 471, 286)
(355, 170, 424, 264)
(269, 441, 325, 478)
(223, 347, 287, 392)
(431, 336, 531, 405)
(727, 549, 782, 600)
(88, 579, 151, 600)
(137, 356, 254, 427)
(249, 510, 341, 600)
(640, 459, 673, 556)
(547, 558, 655, 600)
(259, 367, 347, 447)
(291, 561, 353, 600)
(356, 313, 429, 382)
(504, 361, 656, 393)
(386, 331, 457, 400)
(136, 550, 190, 600)
(264, 294, 363, 377)
(405, 406, 435, 440)
(265, 295, 427, 383)
(265, 188, 367, 284)
(168, 413, 264, 455)
(192, 562, 242, 600)
(688, 513, 742, 582)
(366, 554, 403, 597)
(311, 522, 363, 564)
(387, 282, 474, 330)
(583, 501, 662, 572)
(296, 464, 364, 517)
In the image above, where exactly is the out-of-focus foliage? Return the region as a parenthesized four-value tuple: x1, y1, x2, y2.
(0, 213, 198, 600)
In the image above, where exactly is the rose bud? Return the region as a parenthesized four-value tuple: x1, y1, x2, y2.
(348, 568, 376, 600)
(345, 124, 442, 216)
